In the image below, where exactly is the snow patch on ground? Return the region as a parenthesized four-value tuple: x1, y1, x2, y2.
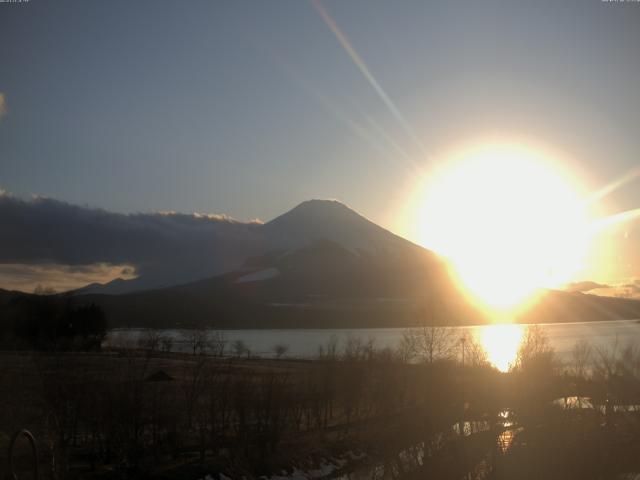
(260, 456, 350, 480)
(199, 451, 368, 480)
(236, 268, 280, 283)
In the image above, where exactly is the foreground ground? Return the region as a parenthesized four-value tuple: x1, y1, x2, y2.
(2, 338, 640, 480)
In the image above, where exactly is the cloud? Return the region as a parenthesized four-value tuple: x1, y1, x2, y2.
(593, 279, 640, 300)
(0, 193, 271, 292)
(569, 278, 640, 300)
(0, 263, 136, 293)
(0, 93, 6, 119)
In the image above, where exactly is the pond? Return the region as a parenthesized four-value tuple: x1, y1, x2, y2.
(105, 319, 640, 371)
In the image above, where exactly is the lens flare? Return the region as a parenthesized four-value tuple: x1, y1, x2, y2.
(410, 143, 592, 313)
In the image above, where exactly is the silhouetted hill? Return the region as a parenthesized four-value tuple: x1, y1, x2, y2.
(73, 235, 476, 328)
(519, 289, 640, 324)
(0, 288, 23, 308)
(3, 270, 640, 330)
(62, 250, 640, 329)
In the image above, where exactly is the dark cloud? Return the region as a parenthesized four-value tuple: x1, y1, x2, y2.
(0, 193, 272, 290)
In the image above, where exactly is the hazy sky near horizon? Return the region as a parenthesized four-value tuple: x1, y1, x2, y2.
(1, 0, 640, 290)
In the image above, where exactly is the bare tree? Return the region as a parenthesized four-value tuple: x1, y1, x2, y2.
(181, 355, 210, 430)
(342, 335, 372, 362)
(232, 339, 249, 358)
(396, 329, 418, 363)
(515, 325, 555, 372)
(272, 343, 289, 359)
(400, 324, 455, 364)
(181, 328, 210, 355)
(138, 329, 162, 352)
(569, 339, 592, 379)
(253, 372, 292, 455)
(160, 335, 174, 353)
(511, 325, 558, 423)
(209, 330, 227, 357)
(620, 342, 640, 380)
(459, 332, 488, 367)
(317, 334, 340, 360)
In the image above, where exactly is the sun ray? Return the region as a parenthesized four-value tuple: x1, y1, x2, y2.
(311, 0, 428, 160)
(264, 47, 403, 161)
(360, 111, 424, 176)
(591, 207, 640, 231)
(586, 166, 640, 205)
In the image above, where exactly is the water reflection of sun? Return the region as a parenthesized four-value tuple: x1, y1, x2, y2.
(477, 324, 525, 372)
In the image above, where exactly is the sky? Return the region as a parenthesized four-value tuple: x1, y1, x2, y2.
(1, 0, 639, 292)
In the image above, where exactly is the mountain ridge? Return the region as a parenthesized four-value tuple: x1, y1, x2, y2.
(80, 199, 430, 294)
(4, 198, 640, 329)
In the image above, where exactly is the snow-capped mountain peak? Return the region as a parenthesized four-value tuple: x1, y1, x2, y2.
(265, 199, 415, 256)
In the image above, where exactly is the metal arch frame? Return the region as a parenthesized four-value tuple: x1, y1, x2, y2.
(8, 429, 39, 480)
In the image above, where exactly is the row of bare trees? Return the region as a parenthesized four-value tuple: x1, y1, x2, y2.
(314, 325, 488, 367)
(110, 322, 493, 367)
(27, 322, 640, 478)
(110, 328, 293, 360)
(31, 349, 454, 476)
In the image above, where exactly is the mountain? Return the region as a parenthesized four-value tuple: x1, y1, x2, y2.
(72, 246, 476, 329)
(263, 199, 420, 256)
(81, 199, 433, 295)
(66, 199, 481, 327)
(5, 199, 640, 329)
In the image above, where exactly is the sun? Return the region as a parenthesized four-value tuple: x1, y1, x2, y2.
(411, 143, 592, 313)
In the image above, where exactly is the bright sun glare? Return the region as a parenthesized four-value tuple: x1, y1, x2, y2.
(477, 324, 525, 372)
(414, 143, 592, 312)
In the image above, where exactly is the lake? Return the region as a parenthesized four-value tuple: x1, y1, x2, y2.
(105, 319, 640, 371)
